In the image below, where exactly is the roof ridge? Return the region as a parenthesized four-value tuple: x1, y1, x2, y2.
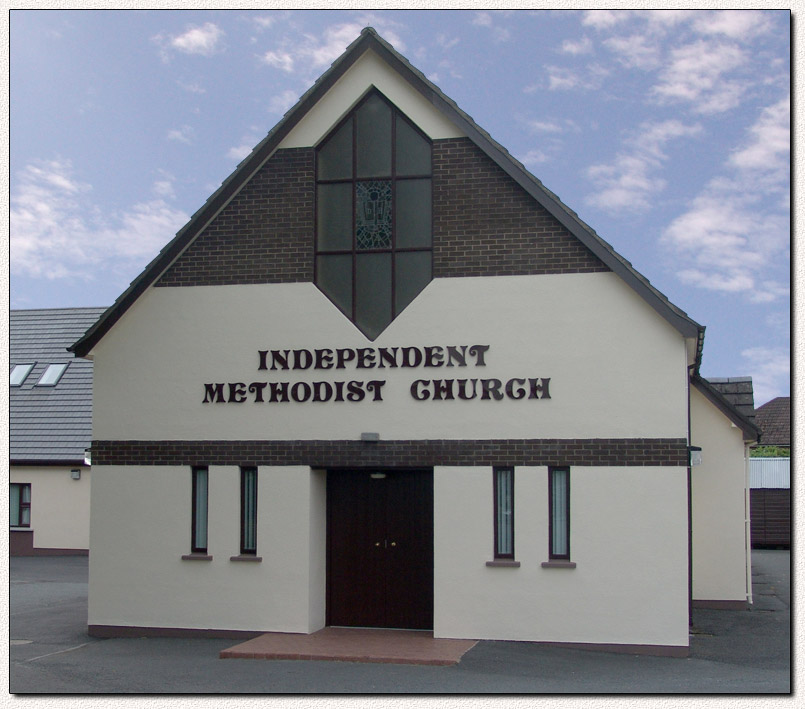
(70, 26, 704, 360)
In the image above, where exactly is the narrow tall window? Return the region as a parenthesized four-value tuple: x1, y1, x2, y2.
(240, 467, 257, 555)
(10, 483, 31, 527)
(315, 89, 433, 340)
(494, 467, 514, 559)
(549, 467, 570, 559)
(191, 467, 208, 554)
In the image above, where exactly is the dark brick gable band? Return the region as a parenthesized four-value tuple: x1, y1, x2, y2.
(155, 141, 607, 288)
(432, 138, 608, 277)
(156, 148, 315, 287)
(92, 438, 688, 468)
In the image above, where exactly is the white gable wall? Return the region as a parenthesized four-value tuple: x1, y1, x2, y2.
(690, 387, 750, 604)
(279, 49, 465, 149)
(91, 273, 688, 442)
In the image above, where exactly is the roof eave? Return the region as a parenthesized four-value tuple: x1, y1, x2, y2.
(691, 374, 761, 442)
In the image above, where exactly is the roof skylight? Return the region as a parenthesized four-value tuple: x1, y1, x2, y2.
(36, 363, 69, 387)
(10, 363, 35, 387)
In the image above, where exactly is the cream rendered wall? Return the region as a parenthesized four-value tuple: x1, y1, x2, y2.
(690, 387, 749, 602)
(10, 466, 90, 550)
(91, 273, 689, 443)
(88, 465, 326, 633)
(278, 49, 465, 148)
(434, 465, 689, 647)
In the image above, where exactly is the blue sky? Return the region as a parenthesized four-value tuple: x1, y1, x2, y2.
(9, 9, 790, 405)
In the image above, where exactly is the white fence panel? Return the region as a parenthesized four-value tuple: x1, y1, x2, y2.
(750, 458, 791, 489)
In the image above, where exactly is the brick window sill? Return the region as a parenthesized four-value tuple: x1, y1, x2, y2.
(181, 553, 212, 561)
(10, 527, 32, 532)
(541, 560, 576, 569)
(230, 555, 262, 562)
(486, 559, 521, 568)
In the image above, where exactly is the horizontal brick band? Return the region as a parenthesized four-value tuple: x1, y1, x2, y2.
(91, 438, 688, 468)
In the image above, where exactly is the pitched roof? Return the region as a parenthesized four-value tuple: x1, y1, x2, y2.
(70, 27, 703, 359)
(10, 308, 106, 464)
(692, 375, 760, 443)
(754, 396, 790, 446)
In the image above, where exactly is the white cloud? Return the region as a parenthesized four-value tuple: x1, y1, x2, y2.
(471, 11, 510, 42)
(268, 89, 299, 115)
(170, 22, 224, 56)
(661, 95, 790, 302)
(561, 37, 592, 56)
(227, 144, 253, 162)
(177, 80, 206, 94)
(603, 34, 661, 70)
(740, 346, 790, 406)
(544, 63, 608, 92)
(520, 149, 549, 167)
(527, 120, 564, 133)
(586, 120, 701, 212)
(252, 15, 275, 30)
(729, 95, 789, 176)
(436, 34, 460, 50)
(693, 10, 773, 39)
(152, 180, 175, 198)
(652, 40, 747, 114)
(582, 10, 632, 30)
(11, 159, 189, 282)
(167, 125, 195, 144)
(261, 49, 294, 73)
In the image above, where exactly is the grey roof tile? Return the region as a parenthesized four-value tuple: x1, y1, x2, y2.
(10, 308, 106, 463)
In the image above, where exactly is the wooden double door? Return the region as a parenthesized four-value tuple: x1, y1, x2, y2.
(327, 469, 434, 630)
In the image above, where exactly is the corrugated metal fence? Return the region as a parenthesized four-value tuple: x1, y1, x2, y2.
(750, 457, 791, 489)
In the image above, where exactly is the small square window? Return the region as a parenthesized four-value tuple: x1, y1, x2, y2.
(10, 363, 35, 387)
(37, 363, 68, 386)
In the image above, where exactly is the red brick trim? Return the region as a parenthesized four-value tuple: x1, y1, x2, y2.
(88, 625, 262, 640)
(10, 531, 89, 557)
(692, 599, 749, 610)
(536, 640, 689, 658)
(91, 438, 688, 467)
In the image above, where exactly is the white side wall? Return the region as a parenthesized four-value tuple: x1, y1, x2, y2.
(434, 465, 690, 647)
(10, 465, 90, 551)
(690, 387, 750, 603)
(91, 273, 689, 443)
(88, 465, 326, 633)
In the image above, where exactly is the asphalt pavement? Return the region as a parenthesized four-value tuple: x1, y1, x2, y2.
(9, 550, 791, 694)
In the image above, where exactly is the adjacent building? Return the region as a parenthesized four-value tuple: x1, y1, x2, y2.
(69, 28, 758, 655)
(10, 308, 105, 555)
(750, 396, 791, 547)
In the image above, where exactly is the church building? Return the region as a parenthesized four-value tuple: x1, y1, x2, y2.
(70, 28, 758, 656)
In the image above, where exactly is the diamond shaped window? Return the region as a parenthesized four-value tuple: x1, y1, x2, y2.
(315, 90, 432, 340)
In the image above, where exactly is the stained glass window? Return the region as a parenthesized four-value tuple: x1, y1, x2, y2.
(315, 89, 433, 340)
(356, 181, 392, 249)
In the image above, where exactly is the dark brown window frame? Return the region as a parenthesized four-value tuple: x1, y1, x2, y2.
(10, 482, 31, 528)
(548, 466, 571, 560)
(493, 466, 515, 560)
(314, 88, 433, 339)
(191, 466, 208, 554)
(240, 466, 258, 555)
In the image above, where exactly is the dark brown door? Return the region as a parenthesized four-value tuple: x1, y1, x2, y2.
(327, 469, 433, 629)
